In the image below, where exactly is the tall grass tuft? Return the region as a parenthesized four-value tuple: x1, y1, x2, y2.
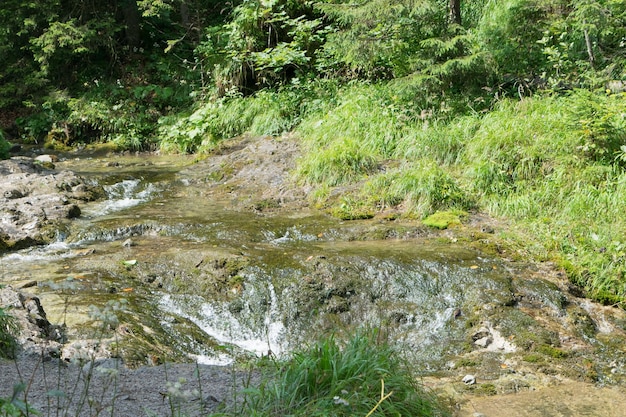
(216, 331, 449, 416)
(296, 137, 379, 186)
(363, 162, 474, 217)
(0, 306, 18, 359)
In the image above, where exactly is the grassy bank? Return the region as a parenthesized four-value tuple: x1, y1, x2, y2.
(292, 84, 626, 305)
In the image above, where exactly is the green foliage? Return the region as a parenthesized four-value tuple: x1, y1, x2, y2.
(216, 332, 448, 416)
(364, 163, 473, 217)
(0, 0, 56, 109)
(478, 0, 554, 79)
(538, 0, 626, 87)
(0, 383, 40, 417)
(297, 83, 410, 159)
(30, 19, 100, 76)
(297, 137, 379, 187)
(159, 88, 303, 153)
(0, 306, 18, 359)
(393, 116, 481, 165)
(214, 0, 324, 93)
(316, 0, 443, 78)
(463, 96, 573, 195)
(0, 130, 10, 160)
(569, 90, 626, 164)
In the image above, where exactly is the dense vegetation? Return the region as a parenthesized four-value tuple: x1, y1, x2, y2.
(1, 0, 626, 307)
(213, 332, 448, 416)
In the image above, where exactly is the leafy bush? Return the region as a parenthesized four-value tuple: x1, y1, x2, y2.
(477, 0, 552, 80)
(568, 90, 626, 164)
(217, 332, 449, 416)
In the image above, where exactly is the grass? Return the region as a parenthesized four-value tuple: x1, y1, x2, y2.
(213, 331, 449, 416)
(0, 306, 18, 359)
(292, 85, 626, 306)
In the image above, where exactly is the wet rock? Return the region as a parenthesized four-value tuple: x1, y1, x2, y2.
(0, 157, 104, 250)
(3, 189, 24, 199)
(475, 335, 493, 348)
(0, 286, 65, 357)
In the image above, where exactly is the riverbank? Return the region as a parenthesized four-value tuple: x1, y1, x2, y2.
(2, 136, 626, 416)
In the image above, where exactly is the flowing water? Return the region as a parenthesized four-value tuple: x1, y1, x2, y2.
(2, 151, 626, 402)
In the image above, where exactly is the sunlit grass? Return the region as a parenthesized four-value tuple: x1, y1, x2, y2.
(296, 87, 626, 304)
(213, 331, 449, 417)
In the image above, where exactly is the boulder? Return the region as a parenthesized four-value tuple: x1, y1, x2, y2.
(0, 157, 104, 250)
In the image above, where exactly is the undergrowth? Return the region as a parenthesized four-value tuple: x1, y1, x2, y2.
(212, 331, 449, 416)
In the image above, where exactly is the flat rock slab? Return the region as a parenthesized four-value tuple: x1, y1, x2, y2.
(456, 381, 626, 417)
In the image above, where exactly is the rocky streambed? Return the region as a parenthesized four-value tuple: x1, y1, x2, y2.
(2, 136, 626, 416)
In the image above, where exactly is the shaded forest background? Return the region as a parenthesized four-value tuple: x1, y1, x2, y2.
(1, 0, 626, 305)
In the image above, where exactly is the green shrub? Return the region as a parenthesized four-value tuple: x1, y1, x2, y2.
(159, 88, 308, 153)
(218, 332, 449, 416)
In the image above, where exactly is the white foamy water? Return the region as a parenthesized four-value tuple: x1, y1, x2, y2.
(83, 179, 157, 216)
(1, 241, 72, 264)
(159, 283, 286, 360)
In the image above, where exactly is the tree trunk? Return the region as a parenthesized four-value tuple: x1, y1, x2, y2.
(121, 0, 141, 48)
(449, 0, 461, 26)
(180, 1, 191, 29)
(583, 22, 595, 68)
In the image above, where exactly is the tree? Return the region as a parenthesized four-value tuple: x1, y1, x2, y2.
(449, 0, 461, 25)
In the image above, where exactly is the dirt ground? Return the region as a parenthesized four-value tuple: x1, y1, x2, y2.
(0, 354, 256, 417)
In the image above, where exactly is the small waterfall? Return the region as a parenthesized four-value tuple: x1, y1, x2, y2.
(83, 179, 157, 217)
(159, 280, 286, 364)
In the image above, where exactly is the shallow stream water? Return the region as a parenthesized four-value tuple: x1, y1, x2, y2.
(2, 151, 626, 392)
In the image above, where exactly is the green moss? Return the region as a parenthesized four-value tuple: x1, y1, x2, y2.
(473, 383, 497, 396)
(522, 353, 544, 363)
(423, 210, 465, 229)
(537, 345, 567, 359)
(455, 358, 479, 367)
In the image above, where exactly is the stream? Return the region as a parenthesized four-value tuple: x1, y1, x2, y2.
(2, 148, 626, 400)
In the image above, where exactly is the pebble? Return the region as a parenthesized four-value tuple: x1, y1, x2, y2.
(462, 374, 476, 385)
